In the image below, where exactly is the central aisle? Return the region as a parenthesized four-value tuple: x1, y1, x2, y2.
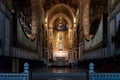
(31, 67, 88, 80)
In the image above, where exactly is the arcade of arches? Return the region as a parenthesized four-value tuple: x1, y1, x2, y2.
(0, 0, 120, 72)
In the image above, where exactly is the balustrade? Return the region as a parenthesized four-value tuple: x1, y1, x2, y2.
(89, 63, 120, 80)
(0, 63, 30, 80)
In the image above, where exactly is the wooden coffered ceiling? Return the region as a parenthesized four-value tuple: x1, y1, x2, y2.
(12, 0, 108, 28)
(43, 0, 79, 13)
(90, 0, 108, 22)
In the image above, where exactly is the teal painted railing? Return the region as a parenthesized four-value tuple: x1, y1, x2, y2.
(0, 63, 30, 80)
(89, 63, 120, 80)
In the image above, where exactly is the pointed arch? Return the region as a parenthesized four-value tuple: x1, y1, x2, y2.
(49, 13, 72, 28)
(46, 3, 74, 22)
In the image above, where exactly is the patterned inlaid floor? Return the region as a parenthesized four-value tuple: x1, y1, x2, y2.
(31, 67, 88, 80)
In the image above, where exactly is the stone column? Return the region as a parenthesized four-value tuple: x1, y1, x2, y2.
(72, 52, 73, 60)
(75, 51, 77, 59)
(79, 44, 81, 59)
(31, 0, 44, 60)
(69, 52, 71, 62)
(47, 51, 49, 59)
(82, 0, 91, 40)
(69, 53, 70, 60)
(46, 52, 47, 59)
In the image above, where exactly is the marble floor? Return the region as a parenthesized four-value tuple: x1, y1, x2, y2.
(31, 67, 88, 80)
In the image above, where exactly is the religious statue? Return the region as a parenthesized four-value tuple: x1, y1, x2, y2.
(59, 42, 63, 50)
(59, 34, 62, 40)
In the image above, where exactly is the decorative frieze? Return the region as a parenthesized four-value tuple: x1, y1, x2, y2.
(11, 47, 39, 60)
(81, 48, 108, 61)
